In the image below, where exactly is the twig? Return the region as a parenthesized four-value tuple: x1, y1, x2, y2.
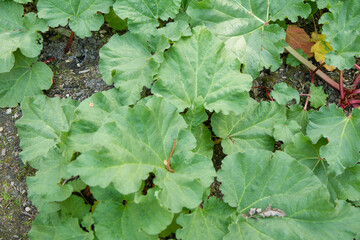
(312, 15, 318, 35)
(164, 138, 176, 173)
(64, 31, 74, 54)
(339, 70, 344, 100)
(21, 211, 33, 217)
(79, 191, 91, 205)
(78, 69, 90, 74)
(285, 46, 340, 90)
(62, 175, 79, 185)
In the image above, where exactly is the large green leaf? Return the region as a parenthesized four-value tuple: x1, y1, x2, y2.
(273, 119, 301, 146)
(29, 212, 94, 240)
(218, 150, 360, 239)
(285, 133, 360, 202)
(189, 123, 213, 158)
(316, 0, 341, 9)
(211, 99, 286, 154)
(287, 104, 311, 134)
(152, 26, 252, 115)
(309, 84, 328, 108)
(93, 188, 173, 239)
(182, 104, 213, 158)
(0, 0, 32, 2)
(176, 197, 233, 240)
(270, 82, 299, 105)
(0, 1, 48, 73)
(0, 51, 53, 107)
(319, 0, 360, 69)
(68, 88, 126, 152)
(59, 195, 91, 221)
(113, 0, 181, 34)
(27, 148, 73, 212)
(99, 33, 160, 105)
(68, 96, 215, 213)
(37, 0, 113, 38)
(187, 0, 311, 77)
(307, 104, 360, 175)
(16, 95, 78, 164)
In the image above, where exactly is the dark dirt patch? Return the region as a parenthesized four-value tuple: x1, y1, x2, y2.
(40, 26, 114, 101)
(0, 106, 35, 240)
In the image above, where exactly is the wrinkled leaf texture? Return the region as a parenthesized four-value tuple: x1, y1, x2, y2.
(68, 96, 215, 213)
(0, 0, 48, 73)
(152, 26, 253, 116)
(307, 104, 360, 175)
(187, 0, 311, 77)
(217, 150, 360, 240)
(113, 0, 181, 34)
(37, 0, 113, 38)
(0, 51, 53, 107)
(319, 0, 360, 69)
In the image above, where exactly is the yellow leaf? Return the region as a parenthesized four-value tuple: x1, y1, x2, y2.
(310, 32, 335, 71)
(310, 32, 326, 42)
(319, 59, 336, 71)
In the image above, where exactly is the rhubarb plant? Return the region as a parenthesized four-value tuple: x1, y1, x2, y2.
(0, 0, 48, 73)
(319, 0, 360, 69)
(36, 0, 114, 38)
(2, 0, 360, 239)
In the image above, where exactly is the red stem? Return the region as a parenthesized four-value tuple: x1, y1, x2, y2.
(42, 58, 55, 64)
(355, 64, 360, 70)
(252, 86, 274, 101)
(352, 72, 360, 89)
(64, 31, 75, 54)
(299, 94, 310, 96)
(349, 99, 360, 104)
(264, 88, 273, 101)
(352, 89, 360, 94)
(339, 70, 344, 100)
(303, 71, 315, 111)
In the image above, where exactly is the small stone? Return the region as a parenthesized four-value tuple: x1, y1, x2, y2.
(13, 113, 19, 119)
(1, 149, 5, 156)
(25, 207, 31, 212)
(66, 94, 70, 98)
(5, 108, 11, 115)
(21, 190, 26, 194)
(0, 127, 3, 132)
(10, 181, 14, 186)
